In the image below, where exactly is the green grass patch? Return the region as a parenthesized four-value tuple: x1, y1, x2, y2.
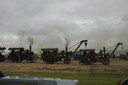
(3, 72, 128, 85)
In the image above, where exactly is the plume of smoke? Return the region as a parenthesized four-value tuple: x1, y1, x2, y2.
(27, 37, 34, 46)
(17, 29, 26, 46)
(65, 37, 70, 47)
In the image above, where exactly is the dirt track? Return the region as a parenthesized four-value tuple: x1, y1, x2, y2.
(0, 59, 128, 73)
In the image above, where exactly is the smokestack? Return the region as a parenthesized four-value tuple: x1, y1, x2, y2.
(65, 38, 69, 52)
(66, 46, 68, 53)
(30, 45, 31, 52)
(65, 46, 68, 57)
(103, 47, 106, 58)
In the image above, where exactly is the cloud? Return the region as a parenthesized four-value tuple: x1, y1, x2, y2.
(0, 0, 128, 52)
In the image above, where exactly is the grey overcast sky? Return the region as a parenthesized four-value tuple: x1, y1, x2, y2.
(0, 0, 128, 52)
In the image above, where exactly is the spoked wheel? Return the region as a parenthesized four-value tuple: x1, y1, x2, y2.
(46, 55, 55, 64)
(102, 58, 110, 65)
(26, 55, 36, 63)
(83, 57, 91, 65)
(9, 53, 20, 63)
(64, 57, 71, 64)
(83, 53, 94, 65)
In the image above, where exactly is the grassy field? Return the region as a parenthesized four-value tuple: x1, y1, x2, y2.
(1, 59, 128, 73)
(1, 59, 128, 85)
(4, 72, 128, 85)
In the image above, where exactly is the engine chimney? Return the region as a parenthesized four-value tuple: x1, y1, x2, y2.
(65, 46, 68, 57)
(65, 46, 68, 53)
(30, 45, 31, 52)
(103, 47, 106, 58)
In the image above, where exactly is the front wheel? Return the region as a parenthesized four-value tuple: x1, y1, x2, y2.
(83, 57, 91, 65)
(64, 57, 71, 64)
(26, 55, 36, 63)
(102, 58, 110, 65)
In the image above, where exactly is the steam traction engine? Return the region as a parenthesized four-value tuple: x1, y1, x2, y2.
(41, 48, 70, 64)
(79, 43, 123, 65)
(41, 40, 88, 64)
(8, 48, 36, 63)
(79, 49, 110, 65)
(0, 47, 6, 62)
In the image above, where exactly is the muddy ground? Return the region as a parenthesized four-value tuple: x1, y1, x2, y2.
(0, 59, 128, 73)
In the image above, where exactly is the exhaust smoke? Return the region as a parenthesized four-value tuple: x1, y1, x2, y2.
(27, 37, 34, 46)
(27, 37, 34, 52)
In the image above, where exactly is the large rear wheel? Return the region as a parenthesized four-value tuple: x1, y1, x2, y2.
(9, 53, 20, 63)
(83, 53, 94, 65)
(46, 55, 55, 64)
(83, 57, 91, 65)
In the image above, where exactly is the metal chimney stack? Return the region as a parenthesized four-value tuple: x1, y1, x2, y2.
(103, 47, 106, 58)
(66, 46, 68, 53)
(30, 45, 31, 52)
(65, 46, 68, 57)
